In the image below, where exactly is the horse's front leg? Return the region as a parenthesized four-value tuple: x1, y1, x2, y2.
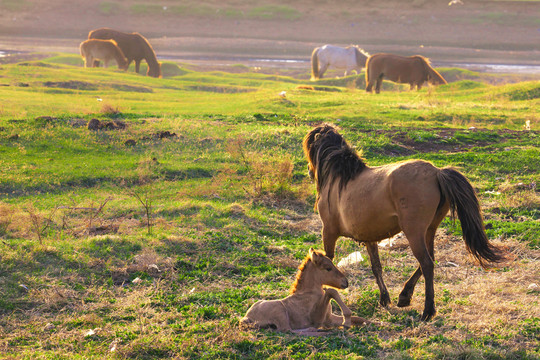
(322, 226, 339, 260)
(323, 288, 352, 327)
(365, 242, 391, 307)
(135, 59, 141, 74)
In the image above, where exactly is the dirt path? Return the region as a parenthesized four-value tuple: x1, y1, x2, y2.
(1, 0, 539, 72)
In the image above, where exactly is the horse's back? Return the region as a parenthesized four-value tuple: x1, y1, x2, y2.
(367, 53, 425, 83)
(319, 45, 356, 68)
(323, 160, 442, 241)
(242, 299, 291, 329)
(89, 28, 141, 59)
(80, 39, 113, 57)
(384, 160, 442, 220)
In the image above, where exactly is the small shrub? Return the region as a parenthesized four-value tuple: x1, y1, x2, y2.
(100, 103, 121, 117)
(0, 202, 15, 237)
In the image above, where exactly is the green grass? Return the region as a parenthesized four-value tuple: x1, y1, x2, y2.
(0, 0, 28, 11)
(0, 55, 539, 359)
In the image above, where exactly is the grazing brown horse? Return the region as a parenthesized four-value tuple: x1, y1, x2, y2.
(303, 124, 504, 321)
(241, 248, 369, 334)
(88, 28, 161, 78)
(79, 39, 128, 70)
(365, 53, 447, 93)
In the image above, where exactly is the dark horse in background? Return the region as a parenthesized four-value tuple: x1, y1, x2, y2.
(303, 124, 504, 321)
(89, 28, 161, 78)
(365, 53, 447, 93)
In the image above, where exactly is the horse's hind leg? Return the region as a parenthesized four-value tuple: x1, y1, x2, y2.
(318, 63, 329, 79)
(398, 205, 448, 309)
(365, 242, 391, 307)
(375, 75, 383, 94)
(401, 225, 436, 321)
(397, 226, 435, 307)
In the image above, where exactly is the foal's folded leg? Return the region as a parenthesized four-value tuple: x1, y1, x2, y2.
(324, 288, 353, 327)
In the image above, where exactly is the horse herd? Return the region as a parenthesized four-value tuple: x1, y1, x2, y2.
(311, 44, 448, 93)
(79, 30, 500, 332)
(80, 30, 447, 93)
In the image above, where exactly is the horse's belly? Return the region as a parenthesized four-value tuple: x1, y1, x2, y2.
(337, 179, 400, 241)
(343, 213, 400, 242)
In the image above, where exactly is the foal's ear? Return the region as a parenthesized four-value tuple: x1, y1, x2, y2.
(309, 248, 322, 265)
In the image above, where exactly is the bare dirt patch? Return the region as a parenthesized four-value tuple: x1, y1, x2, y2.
(364, 128, 537, 156)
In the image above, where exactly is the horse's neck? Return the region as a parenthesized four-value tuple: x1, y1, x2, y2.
(142, 45, 158, 66)
(293, 262, 324, 295)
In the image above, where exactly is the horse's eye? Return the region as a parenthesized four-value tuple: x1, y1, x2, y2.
(326, 267, 333, 272)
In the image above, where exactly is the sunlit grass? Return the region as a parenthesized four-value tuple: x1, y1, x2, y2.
(0, 55, 538, 359)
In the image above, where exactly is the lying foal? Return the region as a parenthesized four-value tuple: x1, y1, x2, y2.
(240, 248, 369, 334)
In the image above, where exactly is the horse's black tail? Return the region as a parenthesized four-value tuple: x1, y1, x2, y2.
(437, 168, 505, 268)
(311, 47, 320, 81)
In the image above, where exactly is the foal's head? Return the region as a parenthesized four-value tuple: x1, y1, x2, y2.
(291, 248, 348, 293)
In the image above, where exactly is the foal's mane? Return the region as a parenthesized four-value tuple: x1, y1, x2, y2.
(290, 249, 326, 294)
(303, 124, 367, 196)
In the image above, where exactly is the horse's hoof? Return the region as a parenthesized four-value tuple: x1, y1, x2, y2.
(379, 296, 391, 307)
(397, 298, 411, 307)
(420, 310, 436, 321)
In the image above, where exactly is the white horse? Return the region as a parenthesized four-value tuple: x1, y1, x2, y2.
(311, 45, 369, 81)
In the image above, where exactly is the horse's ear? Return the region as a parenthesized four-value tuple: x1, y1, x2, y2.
(309, 248, 322, 265)
(308, 247, 315, 260)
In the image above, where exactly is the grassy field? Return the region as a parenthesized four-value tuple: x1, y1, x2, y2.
(0, 55, 539, 359)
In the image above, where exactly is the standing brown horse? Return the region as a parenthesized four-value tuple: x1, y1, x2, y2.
(241, 248, 369, 333)
(88, 28, 161, 78)
(303, 124, 504, 321)
(365, 53, 447, 93)
(79, 39, 128, 70)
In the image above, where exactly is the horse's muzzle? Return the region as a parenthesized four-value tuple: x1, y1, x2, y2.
(341, 278, 349, 289)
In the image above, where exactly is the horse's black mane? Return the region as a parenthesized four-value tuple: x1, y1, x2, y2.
(304, 124, 367, 195)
